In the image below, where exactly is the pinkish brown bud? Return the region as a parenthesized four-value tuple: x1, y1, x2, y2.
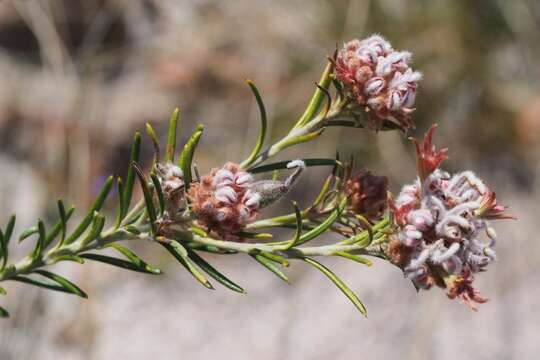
(345, 169, 389, 221)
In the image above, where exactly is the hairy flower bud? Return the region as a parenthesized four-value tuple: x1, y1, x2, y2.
(336, 34, 422, 130)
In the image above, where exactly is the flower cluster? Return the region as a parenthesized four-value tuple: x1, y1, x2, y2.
(335, 35, 422, 130)
(188, 160, 306, 239)
(188, 162, 261, 237)
(387, 125, 513, 310)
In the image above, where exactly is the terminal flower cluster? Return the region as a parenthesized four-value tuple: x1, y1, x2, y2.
(387, 125, 513, 309)
(335, 35, 422, 130)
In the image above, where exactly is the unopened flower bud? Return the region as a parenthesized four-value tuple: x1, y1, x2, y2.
(345, 169, 388, 221)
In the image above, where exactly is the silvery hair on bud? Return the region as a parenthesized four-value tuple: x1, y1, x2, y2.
(251, 160, 306, 208)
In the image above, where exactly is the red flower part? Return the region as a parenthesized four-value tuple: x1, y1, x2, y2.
(411, 124, 448, 182)
(445, 270, 488, 311)
(475, 190, 516, 220)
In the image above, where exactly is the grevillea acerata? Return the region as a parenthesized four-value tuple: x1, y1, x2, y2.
(0, 35, 513, 320)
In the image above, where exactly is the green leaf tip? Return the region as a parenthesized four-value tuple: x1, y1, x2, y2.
(166, 107, 180, 163)
(146, 122, 160, 164)
(160, 239, 214, 289)
(179, 125, 204, 190)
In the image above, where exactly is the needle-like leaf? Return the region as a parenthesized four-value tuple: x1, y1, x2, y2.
(146, 122, 160, 164)
(65, 176, 113, 244)
(166, 108, 180, 163)
(12, 273, 87, 298)
(33, 270, 87, 298)
(251, 253, 290, 283)
(80, 253, 160, 275)
(249, 158, 341, 174)
(132, 162, 157, 234)
(150, 172, 165, 216)
(303, 257, 367, 316)
(186, 248, 245, 293)
(121, 132, 142, 222)
(240, 80, 267, 169)
(179, 124, 204, 190)
(106, 243, 162, 275)
(160, 239, 213, 289)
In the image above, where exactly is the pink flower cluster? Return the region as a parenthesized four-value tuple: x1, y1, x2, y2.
(188, 160, 306, 239)
(388, 126, 513, 310)
(189, 162, 261, 237)
(335, 35, 422, 130)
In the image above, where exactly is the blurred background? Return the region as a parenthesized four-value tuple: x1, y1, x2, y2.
(0, 0, 539, 359)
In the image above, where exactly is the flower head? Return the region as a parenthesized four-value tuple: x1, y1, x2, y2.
(386, 127, 513, 309)
(335, 34, 422, 131)
(189, 162, 260, 237)
(188, 160, 306, 239)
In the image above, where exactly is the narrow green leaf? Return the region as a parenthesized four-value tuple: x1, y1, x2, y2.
(54, 255, 85, 264)
(282, 201, 302, 250)
(45, 203, 75, 248)
(295, 197, 347, 246)
(18, 226, 38, 242)
(303, 257, 367, 316)
(80, 253, 159, 275)
(185, 242, 237, 254)
(258, 251, 289, 267)
(0, 286, 6, 295)
(334, 251, 372, 266)
(0, 306, 8, 318)
(3, 215, 16, 245)
(66, 176, 113, 244)
(121, 132, 142, 222)
(293, 60, 333, 129)
(251, 254, 289, 283)
(114, 177, 125, 229)
(240, 80, 267, 169)
(12, 275, 85, 297)
(179, 124, 204, 190)
(106, 243, 162, 274)
(146, 122, 160, 164)
(249, 158, 340, 174)
(166, 108, 180, 163)
(132, 163, 157, 234)
(81, 213, 105, 246)
(186, 248, 245, 293)
(150, 172, 165, 216)
(33, 270, 87, 298)
(31, 219, 46, 259)
(125, 225, 141, 235)
(279, 128, 324, 150)
(0, 229, 6, 270)
(160, 240, 213, 289)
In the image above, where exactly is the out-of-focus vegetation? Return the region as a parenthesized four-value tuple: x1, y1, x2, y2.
(0, 1, 538, 359)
